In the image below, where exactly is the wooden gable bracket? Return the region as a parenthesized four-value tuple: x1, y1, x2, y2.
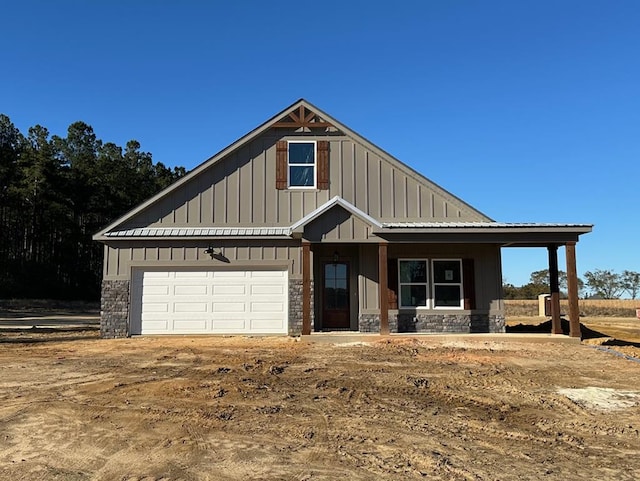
(273, 105, 336, 130)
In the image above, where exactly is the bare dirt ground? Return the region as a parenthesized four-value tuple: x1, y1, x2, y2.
(1, 315, 640, 480)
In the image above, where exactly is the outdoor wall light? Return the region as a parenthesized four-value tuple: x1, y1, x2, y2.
(205, 245, 222, 258)
(333, 250, 340, 263)
(204, 246, 230, 263)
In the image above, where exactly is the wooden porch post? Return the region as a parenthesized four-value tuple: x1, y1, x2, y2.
(302, 242, 311, 335)
(565, 242, 581, 338)
(379, 243, 389, 335)
(548, 244, 562, 334)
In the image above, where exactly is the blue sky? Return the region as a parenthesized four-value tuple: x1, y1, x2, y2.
(3, 1, 639, 288)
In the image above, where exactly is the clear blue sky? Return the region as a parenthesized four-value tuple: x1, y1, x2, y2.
(3, 1, 639, 288)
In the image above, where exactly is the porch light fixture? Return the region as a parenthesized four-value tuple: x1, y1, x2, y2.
(333, 250, 339, 263)
(205, 245, 221, 258)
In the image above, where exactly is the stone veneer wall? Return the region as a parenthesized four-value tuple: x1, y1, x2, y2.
(357, 313, 397, 333)
(101, 280, 130, 338)
(289, 279, 313, 336)
(359, 312, 505, 334)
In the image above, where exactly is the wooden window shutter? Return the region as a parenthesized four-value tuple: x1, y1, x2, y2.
(462, 259, 476, 310)
(387, 258, 398, 309)
(317, 140, 329, 190)
(276, 140, 288, 189)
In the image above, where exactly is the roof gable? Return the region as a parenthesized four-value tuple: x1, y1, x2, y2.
(290, 196, 382, 233)
(94, 99, 492, 240)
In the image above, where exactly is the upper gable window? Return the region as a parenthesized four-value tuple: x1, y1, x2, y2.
(288, 141, 316, 188)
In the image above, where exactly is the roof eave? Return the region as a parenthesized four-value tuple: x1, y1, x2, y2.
(98, 235, 293, 242)
(374, 226, 593, 235)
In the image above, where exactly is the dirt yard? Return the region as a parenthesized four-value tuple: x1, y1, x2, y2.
(1, 323, 640, 481)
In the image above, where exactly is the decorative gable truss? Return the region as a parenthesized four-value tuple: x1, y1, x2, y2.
(272, 105, 336, 130)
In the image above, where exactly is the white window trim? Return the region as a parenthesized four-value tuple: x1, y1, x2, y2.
(397, 258, 465, 310)
(287, 140, 317, 189)
(431, 258, 464, 310)
(398, 259, 430, 309)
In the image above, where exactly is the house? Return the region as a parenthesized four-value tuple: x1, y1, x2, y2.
(93, 99, 592, 338)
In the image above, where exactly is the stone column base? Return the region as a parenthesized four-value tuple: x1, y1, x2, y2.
(100, 280, 130, 338)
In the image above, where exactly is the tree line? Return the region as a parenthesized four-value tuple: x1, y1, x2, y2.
(504, 269, 640, 300)
(0, 114, 185, 299)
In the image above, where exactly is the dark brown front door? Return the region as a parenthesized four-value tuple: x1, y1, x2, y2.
(322, 261, 350, 329)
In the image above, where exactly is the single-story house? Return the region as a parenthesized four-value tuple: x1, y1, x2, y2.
(93, 99, 592, 338)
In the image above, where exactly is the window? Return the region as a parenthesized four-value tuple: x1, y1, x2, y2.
(288, 141, 316, 188)
(432, 259, 463, 308)
(399, 260, 428, 308)
(398, 258, 464, 309)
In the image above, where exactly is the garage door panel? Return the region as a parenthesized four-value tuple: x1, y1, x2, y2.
(172, 319, 209, 330)
(250, 270, 285, 277)
(213, 284, 246, 295)
(143, 285, 170, 295)
(251, 301, 285, 313)
(142, 302, 169, 312)
(135, 268, 287, 335)
(212, 302, 246, 312)
(174, 285, 208, 296)
(142, 320, 170, 331)
(251, 284, 284, 295)
(174, 271, 209, 278)
(212, 319, 247, 330)
(214, 271, 247, 278)
(144, 271, 171, 278)
(250, 319, 285, 331)
(173, 302, 208, 313)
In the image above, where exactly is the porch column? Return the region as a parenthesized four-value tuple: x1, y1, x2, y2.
(548, 244, 562, 334)
(565, 242, 581, 338)
(302, 242, 311, 335)
(379, 243, 389, 335)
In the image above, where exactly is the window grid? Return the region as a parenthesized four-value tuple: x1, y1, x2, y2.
(432, 259, 464, 309)
(398, 259, 429, 309)
(398, 258, 464, 310)
(287, 140, 316, 188)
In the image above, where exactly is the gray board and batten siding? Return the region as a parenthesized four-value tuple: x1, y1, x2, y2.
(114, 132, 490, 233)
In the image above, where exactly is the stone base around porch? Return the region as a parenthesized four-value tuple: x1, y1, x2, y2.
(358, 312, 505, 334)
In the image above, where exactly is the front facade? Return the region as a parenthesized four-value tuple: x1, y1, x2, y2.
(94, 100, 591, 338)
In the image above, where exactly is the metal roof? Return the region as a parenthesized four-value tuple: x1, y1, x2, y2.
(382, 222, 592, 229)
(105, 227, 291, 238)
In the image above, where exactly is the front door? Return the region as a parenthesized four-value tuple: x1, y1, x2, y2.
(322, 261, 350, 329)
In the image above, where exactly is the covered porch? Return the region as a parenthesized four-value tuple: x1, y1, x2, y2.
(298, 223, 592, 337)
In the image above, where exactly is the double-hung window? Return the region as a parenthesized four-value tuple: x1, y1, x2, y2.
(288, 141, 316, 188)
(432, 259, 463, 308)
(399, 260, 429, 308)
(398, 258, 464, 309)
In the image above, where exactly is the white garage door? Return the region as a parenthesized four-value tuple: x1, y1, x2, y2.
(131, 269, 288, 335)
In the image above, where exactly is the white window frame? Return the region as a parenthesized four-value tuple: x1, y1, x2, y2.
(431, 259, 464, 309)
(287, 140, 317, 189)
(398, 259, 430, 309)
(397, 258, 464, 310)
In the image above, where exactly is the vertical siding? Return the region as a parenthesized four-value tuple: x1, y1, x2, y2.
(117, 131, 486, 232)
(103, 240, 302, 279)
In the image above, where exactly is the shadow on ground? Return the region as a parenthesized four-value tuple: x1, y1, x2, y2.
(0, 326, 100, 344)
(507, 318, 640, 347)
